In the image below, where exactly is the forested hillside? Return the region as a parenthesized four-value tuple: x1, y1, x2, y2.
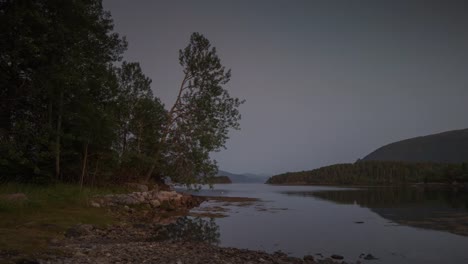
(266, 161, 468, 185)
(363, 128, 468, 163)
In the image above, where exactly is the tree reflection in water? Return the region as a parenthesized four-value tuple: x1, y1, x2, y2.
(153, 217, 220, 244)
(283, 187, 468, 236)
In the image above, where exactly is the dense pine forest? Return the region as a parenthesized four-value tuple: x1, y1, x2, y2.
(0, 0, 243, 186)
(266, 161, 468, 185)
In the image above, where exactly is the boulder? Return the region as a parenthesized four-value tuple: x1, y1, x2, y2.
(331, 254, 344, 260)
(363, 254, 378, 260)
(117, 195, 140, 205)
(303, 255, 315, 262)
(149, 199, 161, 208)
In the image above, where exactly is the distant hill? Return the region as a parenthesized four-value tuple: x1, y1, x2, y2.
(363, 128, 468, 163)
(217, 170, 269, 183)
(267, 128, 468, 186)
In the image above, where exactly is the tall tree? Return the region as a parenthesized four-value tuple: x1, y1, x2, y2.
(114, 62, 167, 180)
(145, 33, 244, 186)
(115, 62, 153, 158)
(0, 0, 126, 183)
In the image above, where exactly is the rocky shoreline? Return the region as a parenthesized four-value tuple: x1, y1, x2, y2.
(31, 222, 349, 264)
(3, 187, 360, 264)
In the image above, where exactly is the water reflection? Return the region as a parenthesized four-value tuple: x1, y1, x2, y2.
(153, 216, 220, 244)
(283, 187, 468, 236)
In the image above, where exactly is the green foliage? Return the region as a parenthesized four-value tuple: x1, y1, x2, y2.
(114, 62, 167, 180)
(0, 3, 241, 186)
(154, 33, 244, 187)
(267, 161, 468, 185)
(0, 0, 127, 184)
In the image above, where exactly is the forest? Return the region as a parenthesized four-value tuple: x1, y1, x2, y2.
(0, 0, 243, 187)
(266, 161, 468, 185)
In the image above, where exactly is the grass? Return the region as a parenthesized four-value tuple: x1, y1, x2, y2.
(0, 183, 128, 260)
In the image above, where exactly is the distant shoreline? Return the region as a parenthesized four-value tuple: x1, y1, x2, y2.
(266, 182, 468, 188)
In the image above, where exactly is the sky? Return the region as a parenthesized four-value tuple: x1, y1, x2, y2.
(103, 0, 468, 175)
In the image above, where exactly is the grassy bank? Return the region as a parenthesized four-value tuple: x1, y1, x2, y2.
(0, 184, 127, 258)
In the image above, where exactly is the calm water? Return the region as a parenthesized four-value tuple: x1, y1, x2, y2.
(174, 184, 468, 264)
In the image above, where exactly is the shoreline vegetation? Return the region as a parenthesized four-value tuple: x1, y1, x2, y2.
(0, 183, 348, 264)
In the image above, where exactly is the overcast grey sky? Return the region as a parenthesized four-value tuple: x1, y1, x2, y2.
(103, 0, 468, 175)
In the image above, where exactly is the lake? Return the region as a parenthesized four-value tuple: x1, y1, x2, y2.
(173, 183, 468, 264)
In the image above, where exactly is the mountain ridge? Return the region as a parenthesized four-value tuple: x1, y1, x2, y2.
(217, 170, 269, 183)
(362, 128, 468, 163)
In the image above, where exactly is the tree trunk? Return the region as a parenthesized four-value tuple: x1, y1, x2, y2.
(145, 73, 190, 183)
(80, 141, 89, 189)
(48, 99, 53, 129)
(55, 90, 64, 180)
(137, 123, 142, 154)
(144, 163, 155, 183)
(91, 155, 100, 187)
(122, 128, 128, 155)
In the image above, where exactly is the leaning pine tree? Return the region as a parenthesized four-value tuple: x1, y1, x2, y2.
(145, 33, 244, 186)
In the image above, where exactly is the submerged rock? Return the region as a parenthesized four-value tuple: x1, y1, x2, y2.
(363, 254, 378, 260)
(303, 255, 315, 262)
(331, 254, 344, 260)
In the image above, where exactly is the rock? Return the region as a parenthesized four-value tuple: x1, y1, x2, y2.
(65, 224, 94, 238)
(273, 250, 287, 257)
(49, 238, 61, 246)
(132, 192, 146, 203)
(141, 204, 152, 210)
(1, 193, 28, 202)
(364, 254, 378, 260)
(149, 199, 161, 208)
(126, 183, 149, 192)
(90, 201, 101, 208)
(331, 254, 344, 260)
(15, 258, 39, 264)
(132, 223, 149, 229)
(159, 200, 175, 211)
(119, 195, 140, 205)
(74, 251, 87, 257)
(156, 191, 177, 201)
(124, 205, 130, 211)
(303, 255, 314, 262)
